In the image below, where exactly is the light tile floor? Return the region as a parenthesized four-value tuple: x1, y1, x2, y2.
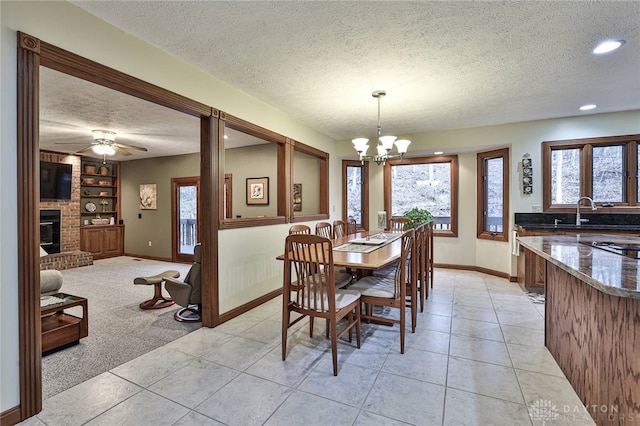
(21, 270, 596, 425)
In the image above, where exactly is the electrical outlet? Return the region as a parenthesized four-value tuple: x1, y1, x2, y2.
(532, 204, 542, 213)
(148, 241, 152, 247)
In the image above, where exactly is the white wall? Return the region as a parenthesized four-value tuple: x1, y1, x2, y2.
(339, 110, 640, 277)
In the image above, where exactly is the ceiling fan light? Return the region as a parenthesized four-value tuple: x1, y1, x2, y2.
(93, 144, 107, 155)
(104, 146, 116, 156)
(379, 135, 397, 150)
(92, 130, 116, 143)
(394, 139, 411, 154)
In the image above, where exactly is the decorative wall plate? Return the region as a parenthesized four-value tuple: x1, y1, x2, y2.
(85, 202, 96, 212)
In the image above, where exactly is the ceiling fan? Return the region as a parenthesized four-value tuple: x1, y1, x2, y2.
(72, 130, 148, 157)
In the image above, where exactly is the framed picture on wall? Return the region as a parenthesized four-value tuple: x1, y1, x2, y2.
(293, 183, 302, 211)
(246, 177, 269, 205)
(140, 183, 157, 210)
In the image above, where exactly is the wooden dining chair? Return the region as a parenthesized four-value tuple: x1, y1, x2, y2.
(426, 221, 434, 288)
(389, 216, 412, 232)
(333, 220, 347, 238)
(315, 221, 333, 239)
(414, 223, 428, 313)
(289, 224, 311, 235)
(347, 217, 358, 234)
(281, 234, 362, 375)
(349, 228, 416, 353)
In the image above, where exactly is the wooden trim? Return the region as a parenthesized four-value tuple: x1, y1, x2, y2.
(220, 216, 287, 229)
(218, 288, 282, 324)
(476, 148, 509, 242)
(290, 213, 330, 223)
(1, 405, 22, 425)
(122, 252, 183, 263)
(291, 140, 329, 218)
(434, 263, 512, 281)
(39, 42, 210, 117)
(224, 174, 232, 219)
(200, 116, 219, 327)
(342, 160, 369, 231)
(16, 32, 219, 419)
(170, 177, 200, 263)
(17, 31, 43, 421)
(542, 134, 640, 211)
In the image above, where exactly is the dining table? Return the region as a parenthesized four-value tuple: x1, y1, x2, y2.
(277, 230, 403, 272)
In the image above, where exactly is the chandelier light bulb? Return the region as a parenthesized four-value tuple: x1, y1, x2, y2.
(394, 139, 411, 154)
(352, 90, 410, 164)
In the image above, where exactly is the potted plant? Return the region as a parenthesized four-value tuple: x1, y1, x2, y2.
(403, 207, 435, 229)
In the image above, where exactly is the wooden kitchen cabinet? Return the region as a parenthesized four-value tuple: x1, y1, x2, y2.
(81, 224, 124, 259)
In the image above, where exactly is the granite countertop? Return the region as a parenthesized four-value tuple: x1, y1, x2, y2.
(517, 234, 640, 299)
(516, 223, 640, 231)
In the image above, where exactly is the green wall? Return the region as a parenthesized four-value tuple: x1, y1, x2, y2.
(121, 153, 200, 259)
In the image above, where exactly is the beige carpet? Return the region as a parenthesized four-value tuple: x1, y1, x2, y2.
(42, 256, 200, 400)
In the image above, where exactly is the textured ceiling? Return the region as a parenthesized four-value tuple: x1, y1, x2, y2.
(41, 1, 640, 159)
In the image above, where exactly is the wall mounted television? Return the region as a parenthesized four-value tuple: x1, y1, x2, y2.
(40, 161, 73, 200)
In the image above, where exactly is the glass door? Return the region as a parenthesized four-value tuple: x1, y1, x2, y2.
(172, 177, 200, 262)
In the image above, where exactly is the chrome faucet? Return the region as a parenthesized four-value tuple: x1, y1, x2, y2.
(575, 196, 597, 225)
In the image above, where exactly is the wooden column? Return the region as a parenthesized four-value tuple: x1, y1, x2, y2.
(17, 31, 43, 420)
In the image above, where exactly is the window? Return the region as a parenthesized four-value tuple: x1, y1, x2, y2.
(543, 135, 640, 210)
(291, 141, 329, 222)
(384, 156, 458, 236)
(220, 113, 287, 228)
(477, 148, 509, 241)
(342, 160, 369, 230)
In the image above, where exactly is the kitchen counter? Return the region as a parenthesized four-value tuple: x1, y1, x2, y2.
(517, 233, 639, 424)
(517, 234, 640, 299)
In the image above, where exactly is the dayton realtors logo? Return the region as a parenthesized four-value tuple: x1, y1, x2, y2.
(528, 399, 559, 424)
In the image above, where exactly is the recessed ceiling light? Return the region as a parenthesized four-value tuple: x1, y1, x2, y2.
(434, 151, 444, 155)
(593, 40, 625, 54)
(579, 104, 597, 111)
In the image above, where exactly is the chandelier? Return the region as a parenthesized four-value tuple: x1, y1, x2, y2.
(352, 90, 410, 165)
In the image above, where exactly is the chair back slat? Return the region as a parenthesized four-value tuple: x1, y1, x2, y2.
(315, 222, 333, 239)
(333, 220, 347, 238)
(289, 224, 311, 235)
(284, 234, 335, 313)
(389, 217, 412, 232)
(393, 228, 415, 299)
(347, 217, 358, 234)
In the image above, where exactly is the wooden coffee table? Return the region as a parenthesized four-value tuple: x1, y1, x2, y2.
(40, 293, 88, 353)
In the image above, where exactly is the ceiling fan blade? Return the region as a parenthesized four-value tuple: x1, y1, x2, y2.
(112, 145, 132, 156)
(75, 146, 95, 154)
(115, 143, 148, 152)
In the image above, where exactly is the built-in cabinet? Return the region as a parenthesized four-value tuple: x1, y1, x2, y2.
(80, 158, 120, 226)
(80, 158, 123, 258)
(80, 224, 124, 259)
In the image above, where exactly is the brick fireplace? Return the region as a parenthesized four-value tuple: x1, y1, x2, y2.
(39, 151, 93, 270)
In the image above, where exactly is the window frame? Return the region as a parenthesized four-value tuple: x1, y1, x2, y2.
(290, 140, 330, 223)
(342, 160, 369, 231)
(477, 148, 509, 242)
(542, 134, 640, 212)
(384, 155, 459, 237)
